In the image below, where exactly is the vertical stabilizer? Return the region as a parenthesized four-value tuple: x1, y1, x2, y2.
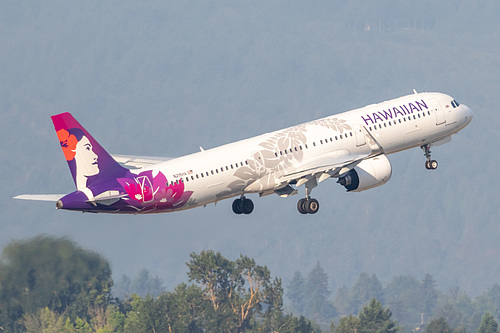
(51, 113, 128, 190)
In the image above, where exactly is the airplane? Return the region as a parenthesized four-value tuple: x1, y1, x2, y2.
(14, 90, 473, 215)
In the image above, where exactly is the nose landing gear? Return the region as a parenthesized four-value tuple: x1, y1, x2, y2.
(421, 144, 438, 170)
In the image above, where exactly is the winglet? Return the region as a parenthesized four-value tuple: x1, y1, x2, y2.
(51, 113, 128, 190)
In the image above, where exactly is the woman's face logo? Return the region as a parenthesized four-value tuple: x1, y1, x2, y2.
(57, 128, 100, 189)
(74, 136, 99, 177)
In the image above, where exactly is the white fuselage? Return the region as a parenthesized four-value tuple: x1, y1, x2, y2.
(141, 92, 473, 211)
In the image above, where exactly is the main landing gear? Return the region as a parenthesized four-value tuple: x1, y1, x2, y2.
(297, 198, 319, 214)
(232, 196, 254, 214)
(296, 177, 319, 214)
(421, 144, 438, 170)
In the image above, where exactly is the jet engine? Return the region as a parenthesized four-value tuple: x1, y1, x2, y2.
(337, 155, 392, 192)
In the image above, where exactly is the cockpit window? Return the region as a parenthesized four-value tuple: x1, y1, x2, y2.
(451, 100, 460, 108)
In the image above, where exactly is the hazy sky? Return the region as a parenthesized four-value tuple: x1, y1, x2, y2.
(2, 1, 499, 296)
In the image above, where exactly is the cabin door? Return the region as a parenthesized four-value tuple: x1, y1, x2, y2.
(430, 98, 446, 125)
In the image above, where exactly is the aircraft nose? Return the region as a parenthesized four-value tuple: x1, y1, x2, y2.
(463, 105, 473, 124)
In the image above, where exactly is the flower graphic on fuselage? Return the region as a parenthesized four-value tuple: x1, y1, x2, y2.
(117, 170, 193, 210)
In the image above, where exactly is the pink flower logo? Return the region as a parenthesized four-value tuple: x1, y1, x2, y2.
(117, 171, 192, 210)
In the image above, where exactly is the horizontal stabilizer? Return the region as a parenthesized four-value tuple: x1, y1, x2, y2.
(86, 191, 128, 206)
(13, 194, 65, 202)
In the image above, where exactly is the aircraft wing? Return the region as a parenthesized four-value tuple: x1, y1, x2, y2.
(278, 150, 370, 184)
(111, 154, 173, 169)
(13, 194, 65, 202)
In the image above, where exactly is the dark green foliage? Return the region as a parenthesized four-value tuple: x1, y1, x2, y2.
(477, 313, 498, 333)
(113, 269, 165, 299)
(186, 250, 287, 332)
(421, 274, 438, 319)
(335, 314, 361, 333)
(304, 261, 336, 323)
(384, 275, 422, 326)
(349, 273, 384, 315)
(287, 271, 306, 314)
(425, 317, 452, 333)
(0, 235, 113, 331)
(358, 298, 397, 333)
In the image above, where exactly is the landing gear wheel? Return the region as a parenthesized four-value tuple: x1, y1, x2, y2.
(306, 198, 319, 214)
(425, 160, 438, 170)
(297, 198, 319, 214)
(232, 197, 254, 215)
(297, 198, 308, 214)
(421, 144, 438, 170)
(241, 198, 254, 214)
(232, 199, 243, 214)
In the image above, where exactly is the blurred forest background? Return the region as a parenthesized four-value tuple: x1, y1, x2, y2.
(1, 0, 500, 329)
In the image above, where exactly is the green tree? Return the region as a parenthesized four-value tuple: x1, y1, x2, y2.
(287, 271, 306, 315)
(334, 285, 350, 316)
(349, 274, 384, 315)
(477, 313, 498, 333)
(187, 250, 284, 332)
(18, 307, 66, 333)
(130, 269, 165, 297)
(304, 261, 335, 323)
(384, 275, 422, 326)
(335, 314, 361, 333)
(0, 236, 113, 331)
(421, 274, 438, 320)
(358, 298, 397, 333)
(425, 317, 451, 333)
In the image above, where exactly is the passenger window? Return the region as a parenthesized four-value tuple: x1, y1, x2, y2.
(320, 140, 323, 144)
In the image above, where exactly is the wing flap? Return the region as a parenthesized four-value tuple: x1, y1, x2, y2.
(278, 150, 369, 184)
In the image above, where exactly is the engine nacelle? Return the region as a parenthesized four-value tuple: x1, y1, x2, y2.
(337, 155, 392, 192)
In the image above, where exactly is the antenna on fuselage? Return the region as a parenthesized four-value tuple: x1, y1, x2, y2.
(413, 89, 418, 94)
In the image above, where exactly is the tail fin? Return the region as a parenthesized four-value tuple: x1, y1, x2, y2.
(51, 112, 128, 190)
